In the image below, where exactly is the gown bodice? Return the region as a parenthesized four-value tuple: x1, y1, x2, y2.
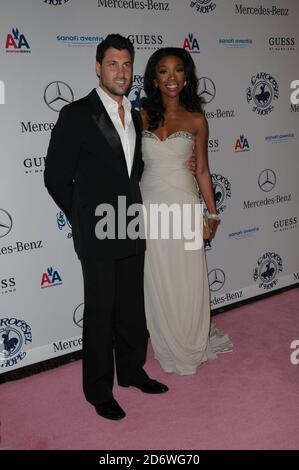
(141, 130, 198, 198)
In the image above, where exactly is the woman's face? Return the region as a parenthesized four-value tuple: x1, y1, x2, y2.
(154, 55, 186, 98)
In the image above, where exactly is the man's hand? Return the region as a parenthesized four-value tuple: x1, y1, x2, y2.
(186, 153, 196, 176)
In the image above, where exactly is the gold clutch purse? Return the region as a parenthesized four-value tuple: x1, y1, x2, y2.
(203, 214, 210, 240)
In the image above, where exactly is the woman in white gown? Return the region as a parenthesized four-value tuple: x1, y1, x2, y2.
(140, 48, 232, 375)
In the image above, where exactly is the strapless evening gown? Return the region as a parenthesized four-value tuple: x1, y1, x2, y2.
(140, 130, 232, 375)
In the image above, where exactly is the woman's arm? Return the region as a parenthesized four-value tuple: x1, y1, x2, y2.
(194, 114, 219, 239)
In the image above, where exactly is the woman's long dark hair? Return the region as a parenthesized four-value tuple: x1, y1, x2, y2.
(142, 47, 204, 131)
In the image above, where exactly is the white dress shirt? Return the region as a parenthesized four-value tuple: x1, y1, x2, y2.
(97, 86, 136, 176)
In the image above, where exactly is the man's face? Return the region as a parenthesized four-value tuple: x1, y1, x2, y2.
(96, 47, 133, 100)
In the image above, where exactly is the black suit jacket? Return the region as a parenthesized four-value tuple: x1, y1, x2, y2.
(44, 89, 146, 260)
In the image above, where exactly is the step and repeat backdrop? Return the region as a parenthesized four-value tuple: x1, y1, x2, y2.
(0, 0, 298, 372)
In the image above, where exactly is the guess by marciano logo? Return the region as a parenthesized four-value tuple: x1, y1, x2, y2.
(273, 217, 297, 233)
(127, 34, 164, 51)
(190, 0, 216, 14)
(23, 156, 45, 174)
(268, 37, 295, 52)
(208, 138, 219, 153)
(1, 277, 16, 295)
(97, 0, 170, 11)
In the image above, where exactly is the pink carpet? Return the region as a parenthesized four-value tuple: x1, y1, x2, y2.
(1, 288, 298, 450)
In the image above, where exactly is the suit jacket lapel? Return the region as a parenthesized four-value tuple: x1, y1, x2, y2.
(89, 89, 128, 176)
(130, 109, 141, 178)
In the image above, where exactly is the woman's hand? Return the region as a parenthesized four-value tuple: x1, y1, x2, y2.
(186, 153, 196, 176)
(207, 218, 219, 240)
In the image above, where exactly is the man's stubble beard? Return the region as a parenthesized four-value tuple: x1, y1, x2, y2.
(101, 79, 132, 98)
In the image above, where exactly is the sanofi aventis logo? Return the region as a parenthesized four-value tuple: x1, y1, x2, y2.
(57, 34, 104, 47)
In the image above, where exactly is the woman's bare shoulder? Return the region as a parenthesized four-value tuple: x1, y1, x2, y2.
(184, 111, 208, 136)
(190, 111, 207, 124)
(191, 112, 208, 134)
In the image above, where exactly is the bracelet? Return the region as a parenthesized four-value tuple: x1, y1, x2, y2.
(208, 213, 220, 221)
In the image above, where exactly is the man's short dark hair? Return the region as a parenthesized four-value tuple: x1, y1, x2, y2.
(96, 34, 135, 64)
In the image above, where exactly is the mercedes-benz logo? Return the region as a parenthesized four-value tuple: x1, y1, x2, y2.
(208, 268, 226, 292)
(198, 77, 216, 104)
(0, 209, 13, 238)
(258, 169, 276, 192)
(44, 81, 74, 112)
(73, 303, 84, 328)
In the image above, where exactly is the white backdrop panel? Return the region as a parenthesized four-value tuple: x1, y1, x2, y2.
(0, 0, 298, 372)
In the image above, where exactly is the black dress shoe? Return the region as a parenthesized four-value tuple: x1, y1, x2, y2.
(95, 399, 126, 421)
(122, 378, 169, 394)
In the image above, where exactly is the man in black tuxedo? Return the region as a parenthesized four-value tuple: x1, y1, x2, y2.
(44, 34, 168, 421)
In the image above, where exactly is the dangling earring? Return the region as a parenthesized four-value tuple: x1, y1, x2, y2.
(184, 80, 187, 86)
